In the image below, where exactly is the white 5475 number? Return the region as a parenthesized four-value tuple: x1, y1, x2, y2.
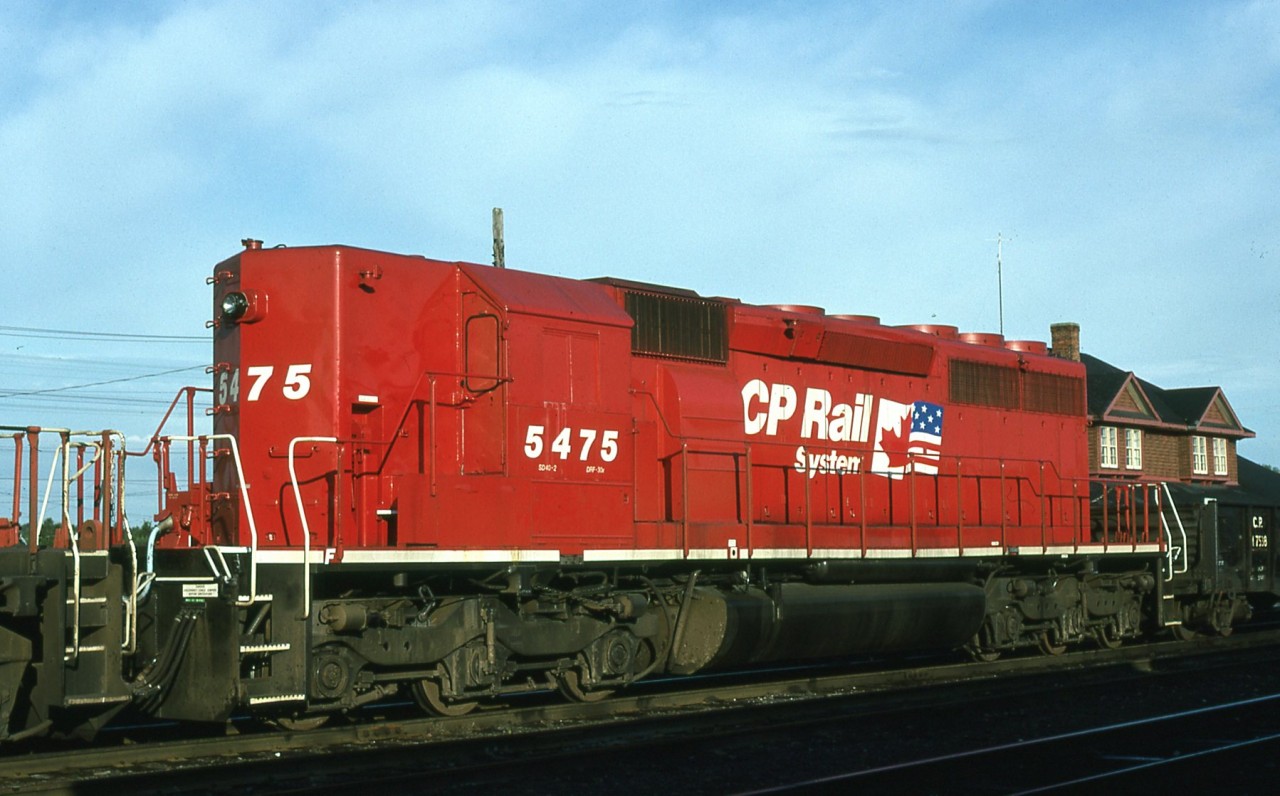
(217, 364, 313, 404)
(524, 426, 619, 462)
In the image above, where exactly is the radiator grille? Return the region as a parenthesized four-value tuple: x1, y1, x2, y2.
(950, 359, 1083, 415)
(624, 291, 728, 364)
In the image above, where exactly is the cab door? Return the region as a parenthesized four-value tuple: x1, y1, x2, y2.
(461, 291, 506, 475)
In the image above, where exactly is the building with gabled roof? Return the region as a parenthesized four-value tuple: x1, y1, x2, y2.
(1049, 322, 1254, 485)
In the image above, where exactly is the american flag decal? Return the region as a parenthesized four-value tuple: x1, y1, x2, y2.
(908, 401, 944, 474)
(870, 398, 945, 479)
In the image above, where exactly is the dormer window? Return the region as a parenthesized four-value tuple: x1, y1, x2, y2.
(1124, 429, 1142, 470)
(1213, 437, 1228, 476)
(1099, 427, 1118, 469)
(1192, 436, 1208, 475)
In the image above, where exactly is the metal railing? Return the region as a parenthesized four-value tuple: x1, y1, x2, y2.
(628, 388, 1163, 559)
(657, 439, 1110, 556)
(164, 434, 262, 606)
(0, 426, 135, 660)
(288, 436, 339, 619)
(1160, 482, 1190, 580)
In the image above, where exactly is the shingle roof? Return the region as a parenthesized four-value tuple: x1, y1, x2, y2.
(1079, 353, 1130, 418)
(1239, 457, 1280, 503)
(1161, 387, 1219, 425)
(1166, 456, 1280, 504)
(1132, 376, 1198, 426)
(1080, 353, 1181, 425)
(1081, 353, 1250, 436)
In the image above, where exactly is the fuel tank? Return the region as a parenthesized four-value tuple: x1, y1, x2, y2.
(668, 582, 985, 674)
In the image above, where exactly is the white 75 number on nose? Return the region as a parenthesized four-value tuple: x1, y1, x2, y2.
(243, 364, 313, 401)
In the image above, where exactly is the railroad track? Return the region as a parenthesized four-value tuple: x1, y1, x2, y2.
(741, 690, 1280, 793)
(3, 630, 1279, 794)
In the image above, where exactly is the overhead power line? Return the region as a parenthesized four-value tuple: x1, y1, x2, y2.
(0, 325, 206, 343)
(0, 365, 207, 399)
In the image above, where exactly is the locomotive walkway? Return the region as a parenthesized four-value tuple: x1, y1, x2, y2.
(3, 630, 1279, 794)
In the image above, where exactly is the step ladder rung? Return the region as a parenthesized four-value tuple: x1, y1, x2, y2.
(240, 642, 291, 654)
(64, 694, 131, 707)
(248, 693, 306, 705)
(65, 644, 107, 654)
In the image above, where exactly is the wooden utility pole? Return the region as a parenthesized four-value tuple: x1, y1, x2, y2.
(492, 208, 505, 268)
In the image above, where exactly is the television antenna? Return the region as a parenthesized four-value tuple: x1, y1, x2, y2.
(991, 232, 1012, 336)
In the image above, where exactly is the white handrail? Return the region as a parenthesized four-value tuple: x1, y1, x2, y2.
(36, 443, 62, 546)
(167, 434, 260, 605)
(63, 440, 105, 661)
(122, 515, 139, 654)
(112, 434, 140, 655)
(1159, 482, 1190, 581)
(288, 436, 338, 620)
(60, 440, 81, 660)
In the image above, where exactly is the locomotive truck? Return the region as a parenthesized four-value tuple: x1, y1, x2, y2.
(0, 239, 1273, 739)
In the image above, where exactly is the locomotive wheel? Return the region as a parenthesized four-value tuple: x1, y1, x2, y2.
(412, 679, 478, 717)
(557, 669, 612, 703)
(272, 714, 330, 731)
(1093, 625, 1122, 650)
(1037, 632, 1067, 656)
(967, 645, 1001, 662)
(1171, 624, 1200, 642)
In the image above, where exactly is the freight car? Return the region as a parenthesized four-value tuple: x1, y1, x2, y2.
(0, 239, 1275, 740)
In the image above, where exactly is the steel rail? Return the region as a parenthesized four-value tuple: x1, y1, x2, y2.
(5, 629, 1279, 791)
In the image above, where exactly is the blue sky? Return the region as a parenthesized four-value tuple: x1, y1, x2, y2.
(3, 0, 1278, 489)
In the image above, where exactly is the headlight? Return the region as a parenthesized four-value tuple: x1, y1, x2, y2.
(221, 291, 250, 322)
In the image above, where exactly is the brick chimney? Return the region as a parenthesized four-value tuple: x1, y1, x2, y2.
(1050, 322, 1080, 362)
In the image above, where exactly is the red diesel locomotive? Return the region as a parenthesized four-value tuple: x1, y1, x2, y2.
(0, 239, 1262, 738)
